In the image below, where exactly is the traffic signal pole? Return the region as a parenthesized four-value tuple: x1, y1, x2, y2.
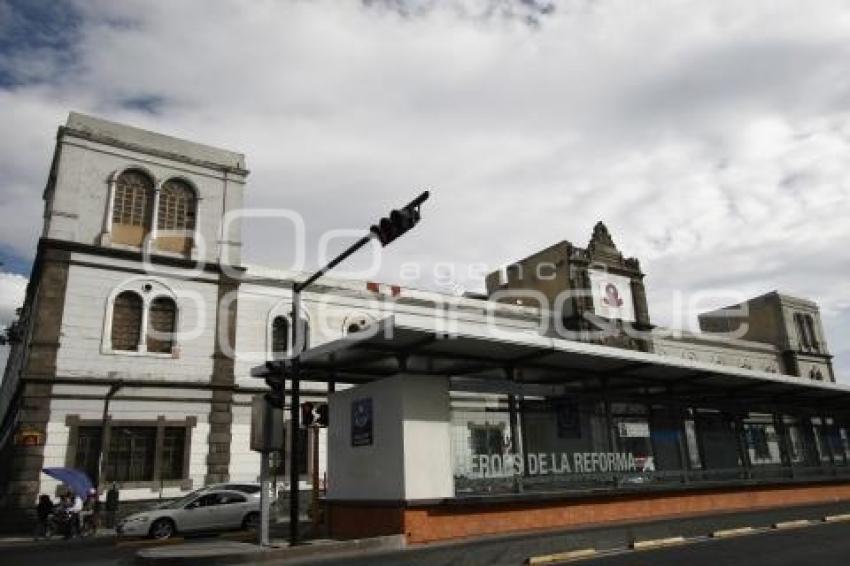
(283, 190, 428, 547)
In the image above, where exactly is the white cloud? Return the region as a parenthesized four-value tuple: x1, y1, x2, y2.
(0, 272, 26, 325)
(0, 0, 848, 376)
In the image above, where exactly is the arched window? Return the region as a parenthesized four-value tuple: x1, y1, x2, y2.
(270, 315, 309, 359)
(112, 170, 154, 247)
(147, 297, 177, 353)
(804, 315, 819, 352)
(156, 178, 196, 255)
(111, 291, 143, 351)
(271, 316, 289, 359)
(795, 313, 810, 351)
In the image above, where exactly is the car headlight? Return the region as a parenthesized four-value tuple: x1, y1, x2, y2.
(125, 515, 150, 523)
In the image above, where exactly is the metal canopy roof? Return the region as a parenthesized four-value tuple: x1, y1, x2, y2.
(252, 317, 850, 413)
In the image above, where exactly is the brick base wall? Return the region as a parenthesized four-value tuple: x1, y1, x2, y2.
(328, 482, 850, 544)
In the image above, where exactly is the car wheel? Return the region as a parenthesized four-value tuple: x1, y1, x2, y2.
(149, 518, 176, 540)
(242, 512, 260, 531)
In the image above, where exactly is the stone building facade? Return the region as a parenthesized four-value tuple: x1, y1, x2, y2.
(486, 223, 835, 382)
(0, 113, 838, 530)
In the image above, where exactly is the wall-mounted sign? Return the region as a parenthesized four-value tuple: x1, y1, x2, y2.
(588, 270, 635, 322)
(15, 429, 43, 447)
(617, 421, 650, 438)
(351, 398, 373, 447)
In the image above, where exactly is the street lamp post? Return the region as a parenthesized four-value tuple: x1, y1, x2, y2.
(96, 382, 122, 492)
(282, 190, 429, 546)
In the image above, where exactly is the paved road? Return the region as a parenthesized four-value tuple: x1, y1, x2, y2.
(580, 521, 850, 566)
(0, 536, 137, 565)
(0, 531, 263, 565)
(3, 512, 850, 565)
(305, 521, 850, 566)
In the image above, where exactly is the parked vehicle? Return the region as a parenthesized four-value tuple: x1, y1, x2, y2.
(117, 489, 263, 539)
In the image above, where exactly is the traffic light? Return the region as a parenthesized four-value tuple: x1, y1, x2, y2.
(264, 361, 286, 408)
(316, 403, 328, 427)
(370, 190, 429, 247)
(265, 378, 285, 408)
(301, 402, 329, 427)
(300, 402, 313, 426)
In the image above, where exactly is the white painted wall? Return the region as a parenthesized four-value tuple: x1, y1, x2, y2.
(230, 401, 262, 483)
(327, 374, 452, 501)
(40, 385, 210, 502)
(327, 376, 406, 501)
(400, 376, 453, 500)
(55, 257, 219, 382)
(46, 132, 246, 265)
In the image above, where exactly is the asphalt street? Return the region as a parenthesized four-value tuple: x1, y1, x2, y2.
(306, 521, 850, 566)
(3, 510, 850, 565)
(578, 521, 850, 566)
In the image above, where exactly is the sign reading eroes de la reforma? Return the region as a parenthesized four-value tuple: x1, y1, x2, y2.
(351, 397, 373, 447)
(462, 452, 656, 479)
(588, 270, 636, 322)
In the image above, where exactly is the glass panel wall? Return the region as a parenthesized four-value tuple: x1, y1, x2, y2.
(450, 388, 850, 497)
(452, 394, 516, 495)
(521, 398, 612, 491)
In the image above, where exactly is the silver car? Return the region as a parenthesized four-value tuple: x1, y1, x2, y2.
(118, 489, 262, 539)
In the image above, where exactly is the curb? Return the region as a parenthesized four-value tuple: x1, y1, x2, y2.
(631, 536, 686, 550)
(527, 548, 597, 565)
(773, 520, 812, 530)
(711, 527, 756, 538)
(523, 507, 850, 565)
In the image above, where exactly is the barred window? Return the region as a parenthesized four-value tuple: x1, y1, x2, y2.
(105, 426, 157, 482)
(112, 170, 154, 246)
(156, 179, 196, 255)
(111, 291, 143, 351)
(74, 427, 102, 483)
(72, 423, 191, 485)
(160, 427, 186, 480)
(158, 179, 196, 232)
(147, 296, 177, 354)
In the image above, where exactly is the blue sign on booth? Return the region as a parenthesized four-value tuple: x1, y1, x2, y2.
(351, 398, 373, 447)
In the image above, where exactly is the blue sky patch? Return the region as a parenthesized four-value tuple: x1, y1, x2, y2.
(0, 0, 82, 87)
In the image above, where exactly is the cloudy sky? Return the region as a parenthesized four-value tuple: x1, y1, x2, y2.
(0, 0, 849, 377)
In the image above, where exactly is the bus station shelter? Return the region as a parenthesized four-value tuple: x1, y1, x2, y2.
(268, 318, 850, 543)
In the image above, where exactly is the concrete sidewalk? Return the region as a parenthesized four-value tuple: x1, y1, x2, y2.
(135, 534, 406, 565)
(0, 528, 117, 547)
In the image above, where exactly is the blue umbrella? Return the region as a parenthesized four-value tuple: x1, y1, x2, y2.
(42, 468, 94, 498)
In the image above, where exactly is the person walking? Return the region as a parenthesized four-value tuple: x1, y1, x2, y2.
(58, 493, 73, 539)
(80, 490, 97, 535)
(105, 483, 119, 529)
(69, 492, 83, 538)
(35, 494, 54, 540)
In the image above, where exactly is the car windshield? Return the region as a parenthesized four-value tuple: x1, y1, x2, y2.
(148, 483, 262, 510)
(153, 493, 197, 510)
(221, 484, 261, 494)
